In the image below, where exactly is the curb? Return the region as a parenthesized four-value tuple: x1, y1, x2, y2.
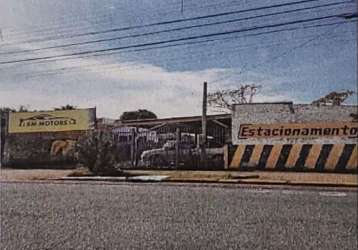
(60, 175, 169, 182)
(59, 176, 127, 182)
(166, 178, 358, 188)
(57, 176, 358, 188)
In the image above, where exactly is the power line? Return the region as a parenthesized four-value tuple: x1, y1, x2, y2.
(15, 29, 353, 79)
(0, 0, 326, 47)
(1, 0, 195, 42)
(1, 19, 353, 72)
(1, 1, 182, 34)
(0, 13, 352, 65)
(211, 22, 347, 83)
(2, 0, 236, 37)
(4, 20, 354, 75)
(0, 1, 349, 56)
(21, 37, 355, 80)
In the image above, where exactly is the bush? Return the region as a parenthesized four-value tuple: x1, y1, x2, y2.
(75, 130, 121, 175)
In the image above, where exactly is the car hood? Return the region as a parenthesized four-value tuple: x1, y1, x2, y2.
(141, 148, 165, 159)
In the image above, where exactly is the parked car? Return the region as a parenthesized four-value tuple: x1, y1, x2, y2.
(140, 140, 224, 168)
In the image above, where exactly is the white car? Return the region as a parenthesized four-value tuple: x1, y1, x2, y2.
(140, 140, 224, 168)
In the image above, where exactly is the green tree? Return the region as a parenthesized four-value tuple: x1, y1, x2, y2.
(0, 105, 31, 113)
(18, 105, 29, 112)
(0, 107, 16, 114)
(54, 105, 76, 110)
(75, 130, 122, 175)
(120, 109, 157, 121)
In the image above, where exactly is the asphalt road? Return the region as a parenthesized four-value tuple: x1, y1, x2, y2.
(1, 182, 357, 250)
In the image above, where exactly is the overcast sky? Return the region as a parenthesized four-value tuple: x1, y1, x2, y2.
(0, 0, 356, 118)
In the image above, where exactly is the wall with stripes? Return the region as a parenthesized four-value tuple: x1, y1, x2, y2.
(228, 103, 357, 172)
(232, 103, 357, 146)
(229, 143, 357, 172)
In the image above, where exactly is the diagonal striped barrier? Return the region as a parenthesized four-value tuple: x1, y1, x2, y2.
(229, 144, 358, 172)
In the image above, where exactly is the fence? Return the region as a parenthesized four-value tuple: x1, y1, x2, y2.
(112, 122, 227, 169)
(0, 111, 230, 168)
(0, 112, 5, 167)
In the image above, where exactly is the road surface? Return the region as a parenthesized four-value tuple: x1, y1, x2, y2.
(1, 182, 357, 249)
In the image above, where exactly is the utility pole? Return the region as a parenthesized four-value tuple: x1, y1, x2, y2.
(175, 127, 181, 169)
(0, 111, 2, 167)
(130, 128, 136, 167)
(0, 111, 5, 168)
(181, 0, 184, 15)
(201, 81, 207, 168)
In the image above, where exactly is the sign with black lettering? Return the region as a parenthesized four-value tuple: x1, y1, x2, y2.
(238, 122, 358, 139)
(9, 109, 94, 133)
(233, 121, 358, 144)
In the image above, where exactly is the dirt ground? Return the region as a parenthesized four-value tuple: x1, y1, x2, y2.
(0, 168, 76, 181)
(124, 170, 358, 186)
(1, 167, 357, 186)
